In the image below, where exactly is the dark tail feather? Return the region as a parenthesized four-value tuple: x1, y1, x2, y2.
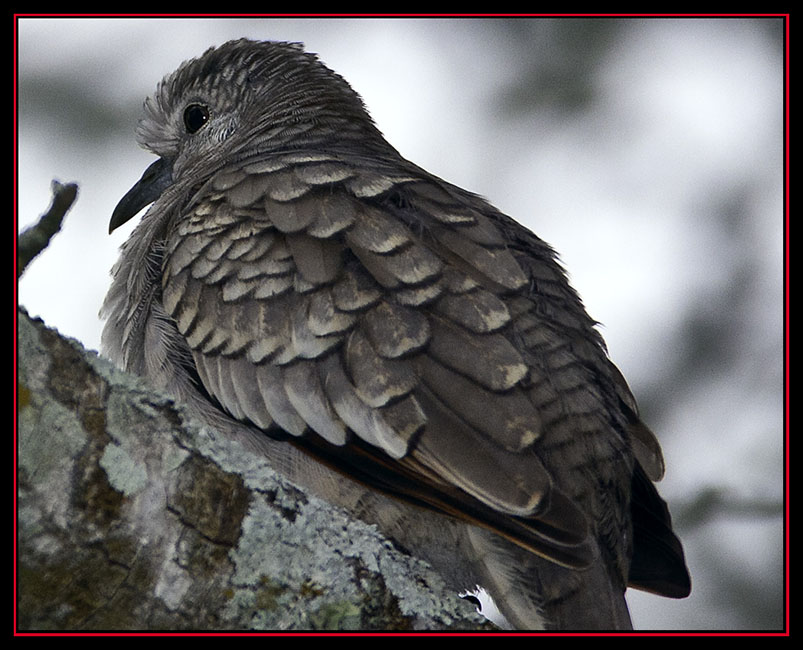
(628, 464, 691, 598)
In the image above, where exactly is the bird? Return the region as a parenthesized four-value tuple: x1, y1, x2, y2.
(101, 39, 690, 630)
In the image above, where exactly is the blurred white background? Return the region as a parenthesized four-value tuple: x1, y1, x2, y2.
(16, 16, 785, 631)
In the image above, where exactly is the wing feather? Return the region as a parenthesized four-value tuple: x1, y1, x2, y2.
(159, 153, 668, 576)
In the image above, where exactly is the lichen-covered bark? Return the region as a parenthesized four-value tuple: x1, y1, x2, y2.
(16, 308, 488, 631)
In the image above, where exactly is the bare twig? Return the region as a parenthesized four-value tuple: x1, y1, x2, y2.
(674, 485, 782, 529)
(17, 180, 79, 278)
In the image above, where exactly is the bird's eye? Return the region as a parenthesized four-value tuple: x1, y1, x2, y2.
(183, 104, 210, 134)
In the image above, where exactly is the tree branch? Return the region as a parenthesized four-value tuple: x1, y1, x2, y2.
(16, 308, 488, 631)
(17, 180, 78, 278)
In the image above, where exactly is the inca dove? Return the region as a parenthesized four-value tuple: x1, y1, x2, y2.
(101, 39, 690, 630)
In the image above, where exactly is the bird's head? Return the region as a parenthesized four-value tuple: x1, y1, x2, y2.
(110, 39, 387, 233)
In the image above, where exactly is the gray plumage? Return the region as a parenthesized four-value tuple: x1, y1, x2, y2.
(101, 39, 690, 630)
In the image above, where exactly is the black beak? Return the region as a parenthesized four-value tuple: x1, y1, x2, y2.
(109, 158, 173, 234)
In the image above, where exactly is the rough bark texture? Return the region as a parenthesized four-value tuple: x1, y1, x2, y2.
(16, 308, 489, 631)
